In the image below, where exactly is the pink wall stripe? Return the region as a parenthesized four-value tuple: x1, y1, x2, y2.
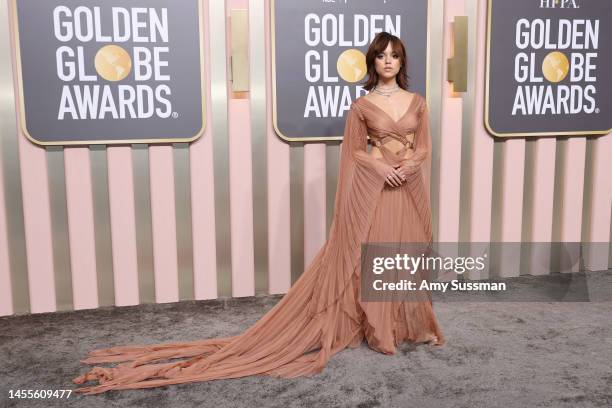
(266, 131, 291, 295)
(64, 147, 98, 309)
(558, 139, 586, 272)
(497, 140, 526, 277)
(584, 134, 612, 271)
(149, 146, 179, 302)
(227, 0, 255, 297)
(229, 99, 255, 297)
(9, 0, 55, 312)
(527, 138, 556, 275)
(191, 0, 218, 301)
(0, 135, 13, 315)
(438, 0, 465, 243)
(303, 144, 327, 268)
(17, 137, 55, 313)
(467, 0, 495, 280)
(9, 0, 55, 314)
(438, 98, 463, 242)
(107, 146, 139, 306)
(190, 133, 218, 300)
(500, 142, 526, 241)
(265, 0, 291, 294)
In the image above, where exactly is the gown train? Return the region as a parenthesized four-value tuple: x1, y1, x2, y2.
(72, 94, 445, 394)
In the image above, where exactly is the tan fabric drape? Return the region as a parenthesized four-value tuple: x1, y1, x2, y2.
(72, 93, 444, 395)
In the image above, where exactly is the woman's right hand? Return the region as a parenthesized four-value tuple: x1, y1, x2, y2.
(376, 161, 405, 187)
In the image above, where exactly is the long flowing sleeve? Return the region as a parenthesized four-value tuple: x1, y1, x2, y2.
(307, 101, 389, 317)
(399, 96, 433, 244)
(413, 98, 432, 206)
(343, 102, 394, 179)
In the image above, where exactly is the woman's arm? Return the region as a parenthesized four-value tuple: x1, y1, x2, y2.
(344, 102, 403, 186)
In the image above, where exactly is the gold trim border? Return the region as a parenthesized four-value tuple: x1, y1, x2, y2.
(484, 0, 611, 138)
(9, 0, 207, 146)
(271, 0, 432, 142)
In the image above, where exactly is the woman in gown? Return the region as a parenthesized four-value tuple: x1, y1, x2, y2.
(72, 32, 444, 395)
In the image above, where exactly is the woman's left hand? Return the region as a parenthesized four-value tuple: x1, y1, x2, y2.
(393, 161, 420, 180)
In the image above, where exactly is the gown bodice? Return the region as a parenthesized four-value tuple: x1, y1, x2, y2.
(354, 93, 424, 166)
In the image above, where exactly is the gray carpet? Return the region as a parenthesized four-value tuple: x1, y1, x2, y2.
(1, 270, 611, 408)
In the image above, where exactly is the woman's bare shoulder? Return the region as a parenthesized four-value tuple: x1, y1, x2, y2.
(410, 91, 424, 101)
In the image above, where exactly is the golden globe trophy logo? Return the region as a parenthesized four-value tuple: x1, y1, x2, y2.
(272, 0, 429, 142)
(485, 0, 611, 137)
(12, 0, 205, 145)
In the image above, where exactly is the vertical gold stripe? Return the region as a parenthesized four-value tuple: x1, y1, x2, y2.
(46, 146, 73, 311)
(132, 144, 155, 304)
(519, 138, 536, 274)
(90, 145, 114, 307)
(173, 143, 194, 301)
(550, 138, 567, 271)
(580, 138, 594, 243)
(489, 139, 504, 276)
(326, 143, 340, 237)
(551, 139, 566, 243)
(210, 0, 232, 298)
(0, 0, 29, 314)
(580, 137, 604, 272)
(490, 140, 504, 242)
(249, 0, 269, 295)
(521, 139, 536, 243)
(290, 143, 304, 284)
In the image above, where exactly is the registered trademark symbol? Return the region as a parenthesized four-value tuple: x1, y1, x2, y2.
(172, 112, 179, 118)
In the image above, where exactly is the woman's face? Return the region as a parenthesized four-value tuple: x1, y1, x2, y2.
(374, 41, 401, 81)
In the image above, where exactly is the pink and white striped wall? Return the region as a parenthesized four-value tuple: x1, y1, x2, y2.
(0, 0, 610, 317)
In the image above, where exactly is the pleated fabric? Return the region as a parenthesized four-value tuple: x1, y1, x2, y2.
(72, 92, 444, 395)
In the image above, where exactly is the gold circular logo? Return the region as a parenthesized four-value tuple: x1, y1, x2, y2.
(337, 49, 367, 83)
(541, 51, 569, 83)
(94, 45, 132, 82)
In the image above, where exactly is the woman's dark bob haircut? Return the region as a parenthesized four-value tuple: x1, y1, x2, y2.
(360, 31, 411, 91)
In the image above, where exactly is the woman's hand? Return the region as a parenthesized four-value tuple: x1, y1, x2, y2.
(385, 168, 406, 187)
(375, 161, 405, 187)
(385, 164, 406, 187)
(393, 160, 421, 180)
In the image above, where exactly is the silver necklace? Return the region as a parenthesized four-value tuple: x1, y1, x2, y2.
(372, 84, 400, 98)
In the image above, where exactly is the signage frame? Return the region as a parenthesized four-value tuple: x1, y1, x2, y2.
(9, 0, 208, 146)
(271, 0, 432, 142)
(484, 0, 611, 138)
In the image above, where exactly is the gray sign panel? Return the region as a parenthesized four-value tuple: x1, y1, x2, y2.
(12, 0, 205, 145)
(486, 0, 612, 137)
(272, 0, 429, 142)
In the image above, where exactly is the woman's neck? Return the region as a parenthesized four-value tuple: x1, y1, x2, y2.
(376, 77, 397, 88)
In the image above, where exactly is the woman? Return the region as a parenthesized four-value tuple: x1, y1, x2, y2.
(72, 32, 444, 395)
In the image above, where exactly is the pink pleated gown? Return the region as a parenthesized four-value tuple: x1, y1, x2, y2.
(72, 92, 445, 394)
